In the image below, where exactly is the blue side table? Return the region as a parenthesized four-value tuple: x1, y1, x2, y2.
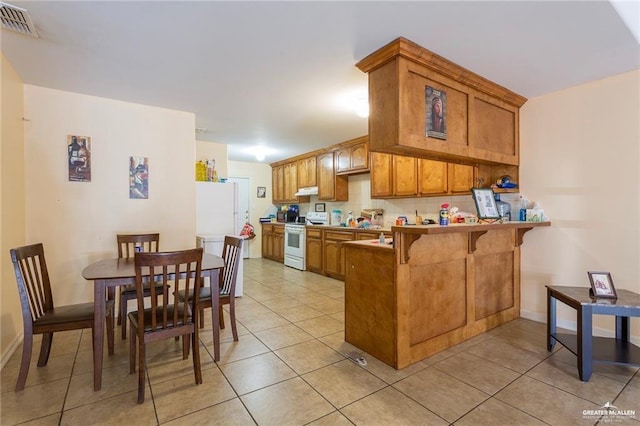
(546, 285, 640, 381)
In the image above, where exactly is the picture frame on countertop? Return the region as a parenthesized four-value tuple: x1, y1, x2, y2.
(257, 186, 266, 198)
(315, 203, 325, 212)
(588, 271, 617, 299)
(471, 188, 500, 220)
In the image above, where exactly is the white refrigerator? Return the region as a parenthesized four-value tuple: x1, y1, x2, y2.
(195, 182, 243, 296)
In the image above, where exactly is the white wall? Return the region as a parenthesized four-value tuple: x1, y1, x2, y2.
(22, 86, 197, 309)
(519, 70, 640, 338)
(1, 54, 26, 363)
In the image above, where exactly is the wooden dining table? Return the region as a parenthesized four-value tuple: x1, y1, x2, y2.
(82, 253, 225, 391)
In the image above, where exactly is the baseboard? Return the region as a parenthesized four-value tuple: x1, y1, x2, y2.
(520, 309, 640, 346)
(1, 333, 22, 370)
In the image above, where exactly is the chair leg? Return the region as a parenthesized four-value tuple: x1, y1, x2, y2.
(15, 333, 33, 391)
(182, 335, 190, 360)
(199, 309, 204, 329)
(192, 331, 202, 385)
(107, 304, 115, 355)
(120, 295, 128, 340)
(137, 341, 145, 404)
(37, 333, 53, 367)
(219, 306, 225, 329)
(129, 324, 136, 374)
(117, 288, 122, 326)
(229, 301, 238, 342)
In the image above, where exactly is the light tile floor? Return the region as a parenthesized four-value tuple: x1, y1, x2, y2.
(2, 259, 639, 425)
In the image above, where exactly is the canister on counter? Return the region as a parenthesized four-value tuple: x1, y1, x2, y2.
(439, 203, 449, 226)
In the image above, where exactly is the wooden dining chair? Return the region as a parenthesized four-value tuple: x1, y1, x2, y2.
(10, 242, 115, 391)
(177, 236, 243, 342)
(116, 233, 160, 340)
(128, 247, 203, 404)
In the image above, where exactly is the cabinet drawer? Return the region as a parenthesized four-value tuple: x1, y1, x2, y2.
(274, 225, 285, 234)
(306, 228, 322, 239)
(325, 231, 355, 241)
(356, 232, 383, 240)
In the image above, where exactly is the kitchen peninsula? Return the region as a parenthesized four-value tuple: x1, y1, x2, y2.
(343, 221, 550, 369)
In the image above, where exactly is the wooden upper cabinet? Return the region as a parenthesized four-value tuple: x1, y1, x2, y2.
(393, 156, 417, 196)
(370, 152, 393, 198)
(336, 136, 369, 175)
(271, 161, 301, 203)
(297, 156, 317, 188)
(357, 37, 525, 167)
(418, 159, 448, 195)
(448, 163, 474, 194)
(317, 151, 348, 201)
(272, 165, 285, 203)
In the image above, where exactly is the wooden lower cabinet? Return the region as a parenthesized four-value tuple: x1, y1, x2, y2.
(305, 228, 323, 273)
(344, 222, 549, 369)
(261, 223, 284, 263)
(323, 230, 354, 280)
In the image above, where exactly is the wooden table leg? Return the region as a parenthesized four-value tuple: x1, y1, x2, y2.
(93, 279, 106, 391)
(547, 288, 556, 351)
(212, 271, 220, 361)
(577, 305, 593, 381)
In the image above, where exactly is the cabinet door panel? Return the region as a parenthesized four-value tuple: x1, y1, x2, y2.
(418, 159, 447, 195)
(350, 143, 369, 171)
(371, 152, 393, 197)
(336, 148, 351, 173)
(318, 152, 335, 200)
(324, 240, 345, 279)
(306, 238, 323, 273)
(306, 156, 317, 187)
(449, 163, 474, 194)
(393, 156, 417, 196)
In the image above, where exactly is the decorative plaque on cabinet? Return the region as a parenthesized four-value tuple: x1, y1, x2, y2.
(425, 86, 447, 140)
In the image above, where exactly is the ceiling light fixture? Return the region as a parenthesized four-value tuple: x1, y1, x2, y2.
(244, 145, 272, 162)
(335, 88, 369, 118)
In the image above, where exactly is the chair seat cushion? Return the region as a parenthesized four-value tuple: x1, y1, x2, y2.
(127, 305, 192, 332)
(120, 281, 166, 295)
(34, 300, 115, 326)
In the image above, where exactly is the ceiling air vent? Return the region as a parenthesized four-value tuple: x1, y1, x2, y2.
(0, 2, 38, 38)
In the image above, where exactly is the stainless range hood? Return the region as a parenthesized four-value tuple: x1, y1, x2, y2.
(294, 186, 318, 196)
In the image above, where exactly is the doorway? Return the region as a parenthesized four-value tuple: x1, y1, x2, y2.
(228, 177, 250, 258)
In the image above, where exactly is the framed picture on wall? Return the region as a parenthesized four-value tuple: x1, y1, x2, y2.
(588, 271, 617, 299)
(68, 135, 91, 182)
(257, 186, 266, 198)
(129, 156, 149, 199)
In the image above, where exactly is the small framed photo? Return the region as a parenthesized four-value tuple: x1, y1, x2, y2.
(471, 188, 501, 219)
(588, 271, 617, 299)
(257, 186, 266, 198)
(315, 203, 326, 212)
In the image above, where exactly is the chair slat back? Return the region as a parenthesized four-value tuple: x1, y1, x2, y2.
(134, 248, 203, 333)
(117, 233, 160, 259)
(10, 243, 53, 325)
(220, 236, 243, 296)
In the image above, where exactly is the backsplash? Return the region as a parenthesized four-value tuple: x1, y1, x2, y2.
(289, 174, 523, 227)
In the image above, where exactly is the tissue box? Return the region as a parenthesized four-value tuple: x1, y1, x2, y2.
(526, 209, 544, 222)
